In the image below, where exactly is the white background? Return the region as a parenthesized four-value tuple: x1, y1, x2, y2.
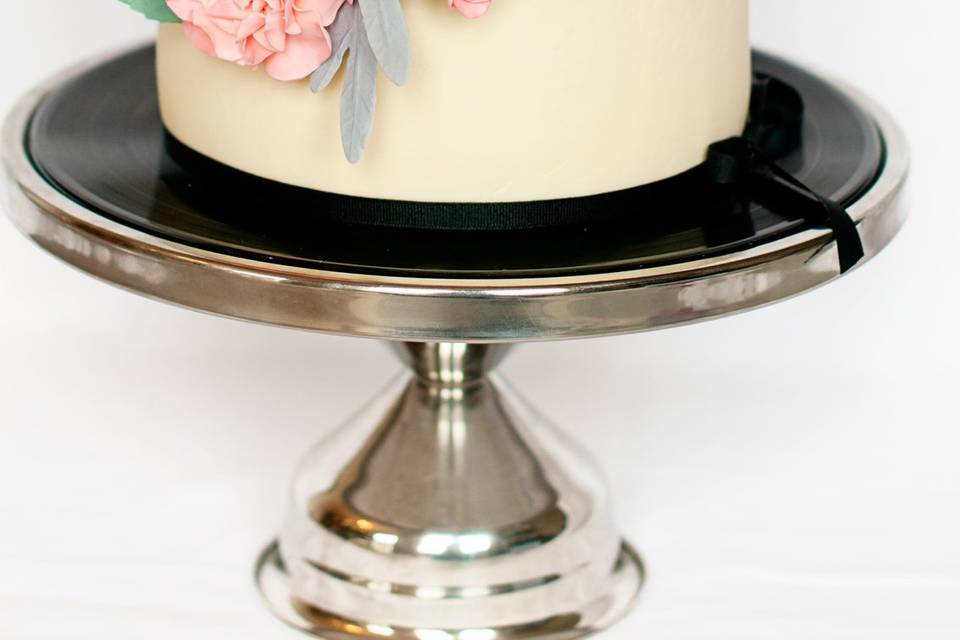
(1, 2, 957, 639)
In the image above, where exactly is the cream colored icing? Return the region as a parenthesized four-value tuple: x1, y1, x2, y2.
(157, 0, 751, 203)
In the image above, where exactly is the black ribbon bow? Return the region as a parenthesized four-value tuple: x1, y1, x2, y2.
(706, 74, 865, 273)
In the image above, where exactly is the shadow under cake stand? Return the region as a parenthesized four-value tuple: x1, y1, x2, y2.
(2, 46, 908, 640)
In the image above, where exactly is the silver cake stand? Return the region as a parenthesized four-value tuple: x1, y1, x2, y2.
(2, 50, 908, 640)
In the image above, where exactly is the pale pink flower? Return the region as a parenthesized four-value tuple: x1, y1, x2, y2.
(165, 0, 351, 81)
(449, 0, 491, 19)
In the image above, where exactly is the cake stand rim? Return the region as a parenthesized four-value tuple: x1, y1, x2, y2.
(1, 44, 910, 342)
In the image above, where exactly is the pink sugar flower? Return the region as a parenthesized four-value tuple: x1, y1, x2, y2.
(165, 0, 351, 81)
(449, 0, 491, 19)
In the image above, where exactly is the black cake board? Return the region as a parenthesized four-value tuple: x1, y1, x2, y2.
(26, 47, 882, 279)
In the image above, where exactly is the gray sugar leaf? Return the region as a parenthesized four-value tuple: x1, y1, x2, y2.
(358, 0, 411, 86)
(310, 1, 358, 92)
(309, 0, 411, 162)
(340, 17, 379, 164)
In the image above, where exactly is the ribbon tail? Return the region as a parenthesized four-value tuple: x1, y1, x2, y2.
(707, 136, 866, 274)
(752, 162, 865, 273)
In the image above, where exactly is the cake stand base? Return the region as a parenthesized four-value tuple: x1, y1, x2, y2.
(256, 545, 643, 640)
(254, 343, 644, 639)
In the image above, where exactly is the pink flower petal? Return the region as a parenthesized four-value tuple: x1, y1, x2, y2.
(264, 32, 332, 80)
(449, 0, 491, 19)
(169, 0, 490, 84)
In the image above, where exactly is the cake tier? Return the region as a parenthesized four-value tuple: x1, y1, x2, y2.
(157, 0, 751, 203)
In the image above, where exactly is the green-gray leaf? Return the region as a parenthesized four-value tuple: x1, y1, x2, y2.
(340, 14, 379, 163)
(119, 0, 181, 23)
(357, 0, 410, 86)
(310, 2, 359, 92)
(311, 2, 381, 163)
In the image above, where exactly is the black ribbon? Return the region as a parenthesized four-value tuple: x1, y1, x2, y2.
(164, 131, 705, 231)
(165, 71, 867, 268)
(706, 74, 865, 273)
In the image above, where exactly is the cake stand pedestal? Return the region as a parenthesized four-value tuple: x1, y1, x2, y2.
(257, 341, 645, 639)
(2, 48, 908, 640)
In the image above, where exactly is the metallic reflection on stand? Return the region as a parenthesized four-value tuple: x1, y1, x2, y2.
(258, 344, 644, 638)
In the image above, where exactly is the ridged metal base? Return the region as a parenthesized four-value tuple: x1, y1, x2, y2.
(256, 542, 643, 640)
(254, 343, 644, 638)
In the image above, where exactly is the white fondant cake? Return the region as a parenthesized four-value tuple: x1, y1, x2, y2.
(156, 0, 751, 203)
